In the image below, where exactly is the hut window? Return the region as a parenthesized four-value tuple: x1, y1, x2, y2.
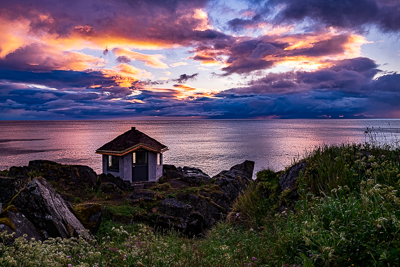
(157, 154, 161, 165)
(133, 151, 147, 165)
(107, 155, 119, 171)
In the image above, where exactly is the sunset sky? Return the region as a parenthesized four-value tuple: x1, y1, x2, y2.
(1, 0, 399, 120)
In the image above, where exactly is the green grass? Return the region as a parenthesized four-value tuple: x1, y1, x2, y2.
(2, 140, 400, 266)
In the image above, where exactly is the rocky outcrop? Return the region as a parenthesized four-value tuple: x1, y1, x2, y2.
(163, 165, 211, 185)
(8, 160, 97, 189)
(151, 161, 254, 236)
(0, 176, 29, 204)
(12, 178, 90, 239)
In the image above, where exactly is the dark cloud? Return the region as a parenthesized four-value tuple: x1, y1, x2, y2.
(116, 56, 131, 63)
(228, 14, 263, 31)
(223, 57, 380, 95)
(0, 0, 230, 47)
(269, 0, 400, 32)
(173, 73, 199, 83)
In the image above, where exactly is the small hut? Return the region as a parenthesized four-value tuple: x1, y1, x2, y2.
(96, 127, 168, 182)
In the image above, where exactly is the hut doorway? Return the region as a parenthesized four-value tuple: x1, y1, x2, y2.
(132, 151, 148, 182)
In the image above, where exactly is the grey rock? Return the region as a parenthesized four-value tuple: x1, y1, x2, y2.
(8, 211, 43, 241)
(12, 178, 89, 240)
(279, 161, 306, 191)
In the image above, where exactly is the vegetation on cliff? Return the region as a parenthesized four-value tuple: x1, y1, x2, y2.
(2, 133, 400, 266)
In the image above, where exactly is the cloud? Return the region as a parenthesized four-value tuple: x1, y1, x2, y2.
(112, 48, 168, 69)
(0, 43, 105, 72)
(0, 0, 229, 53)
(170, 62, 188, 67)
(269, 0, 400, 32)
(173, 73, 199, 83)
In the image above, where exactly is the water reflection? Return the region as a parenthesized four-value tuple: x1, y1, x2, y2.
(0, 119, 399, 176)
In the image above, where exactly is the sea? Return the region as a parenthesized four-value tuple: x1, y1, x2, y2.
(1, 119, 400, 177)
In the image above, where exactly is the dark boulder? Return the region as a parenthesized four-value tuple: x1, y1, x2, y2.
(279, 161, 306, 192)
(213, 160, 254, 204)
(100, 182, 122, 196)
(163, 165, 211, 185)
(73, 203, 104, 235)
(12, 178, 89, 240)
(0, 176, 29, 204)
(0, 209, 43, 242)
(29, 160, 97, 188)
(213, 160, 254, 180)
(181, 167, 210, 184)
(162, 165, 184, 179)
(8, 166, 32, 178)
(98, 173, 132, 191)
(154, 215, 187, 233)
(159, 198, 192, 217)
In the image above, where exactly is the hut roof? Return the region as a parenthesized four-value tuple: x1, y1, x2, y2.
(96, 127, 168, 156)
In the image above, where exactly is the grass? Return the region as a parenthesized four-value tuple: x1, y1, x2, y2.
(2, 132, 400, 266)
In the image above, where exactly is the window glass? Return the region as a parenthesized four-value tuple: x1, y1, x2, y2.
(107, 155, 119, 171)
(133, 151, 147, 165)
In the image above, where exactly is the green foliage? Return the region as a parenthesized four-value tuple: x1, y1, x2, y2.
(229, 169, 280, 228)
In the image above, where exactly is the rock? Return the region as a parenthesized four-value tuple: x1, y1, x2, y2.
(162, 165, 184, 179)
(185, 212, 205, 237)
(154, 215, 186, 233)
(181, 167, 210, 184)
(12, 178, 89, 239)
(73, 204, 104, 235)
(0, 176, 30, 204)
(279, 161, 306, 192)
(159, 198, 192, 217)
(213, 160, 254, 180)
(98, 173, 132, 191)
(128, 190, 156, 202)
(26, 160, 97, 188)
(186, 194, 219, 228)
(100, 182, 122, 195)
(213, 161, 254, 204)
(8, 166, 32, 178)
(8, 211, 43, 241)
(163, 165, 211, 184)
(152, 161, 254, 236)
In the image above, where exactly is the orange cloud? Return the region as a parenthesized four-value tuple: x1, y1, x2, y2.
(173, 84, 197, 91)
(0, 17, 32, 58)
(114, 63, 152, 79)
(113, 48, 168, 69)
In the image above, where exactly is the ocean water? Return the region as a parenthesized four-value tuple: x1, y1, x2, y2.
(1, 119, 399, 177)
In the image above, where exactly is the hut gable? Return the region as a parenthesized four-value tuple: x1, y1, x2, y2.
(96, 127, 168, 156)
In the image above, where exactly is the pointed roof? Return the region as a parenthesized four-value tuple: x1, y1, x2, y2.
(96, 127, 168, 156)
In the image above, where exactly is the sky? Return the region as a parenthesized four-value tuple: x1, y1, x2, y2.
(0, 0, 400, 120)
